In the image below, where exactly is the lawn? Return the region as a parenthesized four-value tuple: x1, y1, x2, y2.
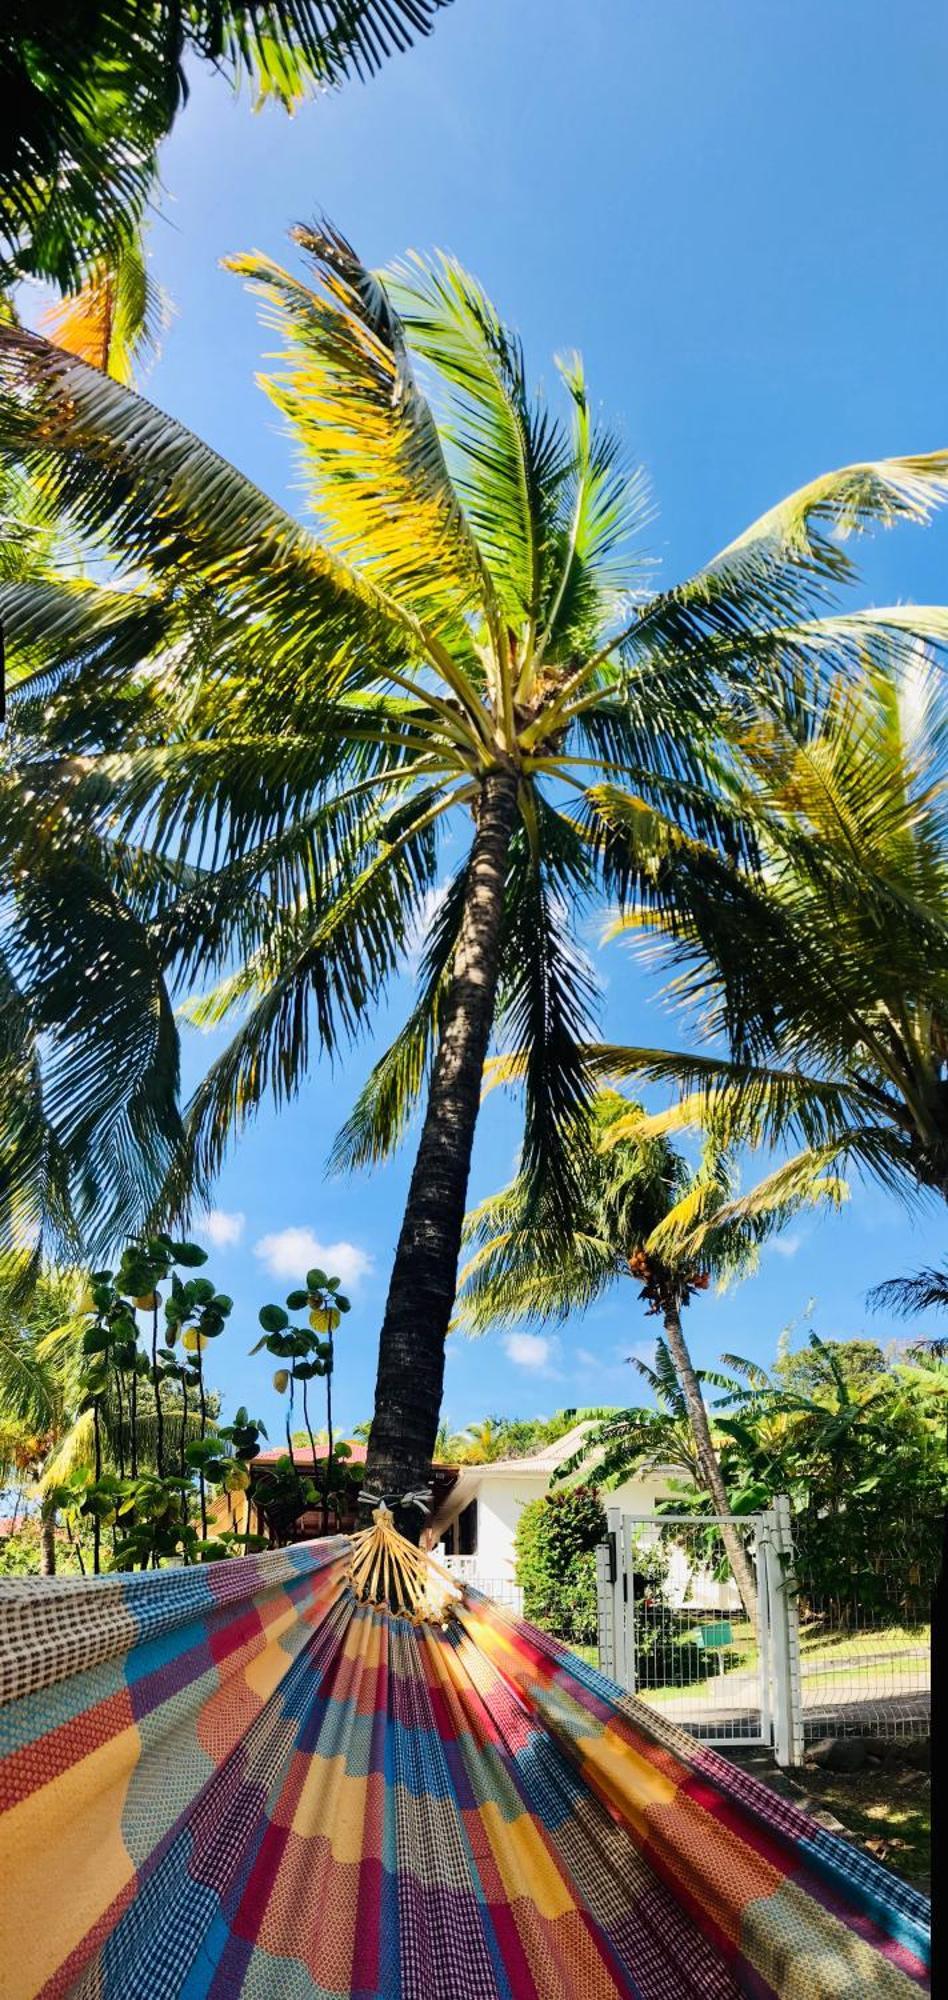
(632, 1616, 930, 1707)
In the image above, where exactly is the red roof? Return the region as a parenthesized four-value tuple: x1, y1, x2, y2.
(250, 1441, 457, 1478)
(252, 1440, 368, 1467)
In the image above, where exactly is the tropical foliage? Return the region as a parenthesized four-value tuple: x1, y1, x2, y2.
(568, 1332, 946, 1625)
(457, 1088, 840, 1617)
(2, 224, 948, 1515)
(513, 1484, 605, 1645)
(0, 1267, 87, 1570)
(1, 1, 452, 287)
(443, 1407, 615, 1463)
(596, 652, 948, 1235)
(0, 1232, 267, 1572)
(251, 1263, 353, 1529)
(869, 1267, 948, 1358)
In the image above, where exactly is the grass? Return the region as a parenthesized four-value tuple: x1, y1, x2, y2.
(638, 1615, 930, 1701)
(796, 1619, 929, 1661)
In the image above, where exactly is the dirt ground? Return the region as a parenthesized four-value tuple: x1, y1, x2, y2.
(721, 1746, 931, 1892)
(794, 1764, 931, 1889)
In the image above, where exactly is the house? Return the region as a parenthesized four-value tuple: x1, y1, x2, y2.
(424, 1421, 735, 1612)
(218, 1441, 460, 1545)
(215, 1424, 737, 1619)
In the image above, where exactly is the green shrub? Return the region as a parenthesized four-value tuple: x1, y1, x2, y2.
(514, 1484, 606, 1645)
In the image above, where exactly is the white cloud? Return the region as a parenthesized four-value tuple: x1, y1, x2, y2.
(198, 1208, 245, 1249)
(253, 1227, 373, 1289)
(575, 1346, 600, 1370)
(503, 1332, 553, 1371)
(767, 1233, 802, 1259)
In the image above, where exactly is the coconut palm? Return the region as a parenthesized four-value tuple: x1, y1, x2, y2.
(2, 226, 948, 1522)
(0, 1, 452, 289)
(595, 653, 948, 1237)
(456, 1091, 841, 1617)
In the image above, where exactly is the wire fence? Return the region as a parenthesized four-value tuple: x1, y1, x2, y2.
(597, 1504, 934, 1753)
(791, 1514, 935, 1743)
(599, 1513, 768, 1745)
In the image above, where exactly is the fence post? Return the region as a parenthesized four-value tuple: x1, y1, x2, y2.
(596, 1539, 615, 1679)
(753, 1516, 773, 1751)
(774, 1494, 804, 1764)
(766, 1496, 804, 1766)
(607, 1505, 628, 1689)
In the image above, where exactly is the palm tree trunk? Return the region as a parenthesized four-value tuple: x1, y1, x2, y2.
(365, 761, 520, 1536)
(660, 1304, 759, 1629)
(39, 1501, 56, 1576)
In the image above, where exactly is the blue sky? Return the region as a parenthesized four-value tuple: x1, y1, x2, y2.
(52, 0, 948, 1440)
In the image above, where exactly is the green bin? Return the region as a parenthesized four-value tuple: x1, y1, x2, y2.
(696, 1620, 732, 1650)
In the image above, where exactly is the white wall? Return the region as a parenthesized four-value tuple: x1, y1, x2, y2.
(471, 1477, 542, 1582)
(439, 1468, 741, 1613)
(609, 1473, 680, 1518)
(444, 1469, 673, 1584)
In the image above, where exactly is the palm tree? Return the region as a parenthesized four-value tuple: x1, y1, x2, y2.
(0, 1269, 86, 1571)
(2, 225, 947, 1525)
(0, 1, 453, 289)
(595, 653, 948, 1230)
(869, 1268, 948, 1358)
(452, 1416, 509, 1464)
(456, 1091, 840, 1617)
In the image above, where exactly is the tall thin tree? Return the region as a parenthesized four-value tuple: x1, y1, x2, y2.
(456, 1092, 840, 1618)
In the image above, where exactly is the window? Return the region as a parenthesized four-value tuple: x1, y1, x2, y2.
(457, 1499, 478, 1556)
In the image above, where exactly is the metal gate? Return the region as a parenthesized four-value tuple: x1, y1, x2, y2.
(596, 1497, 804, 1763)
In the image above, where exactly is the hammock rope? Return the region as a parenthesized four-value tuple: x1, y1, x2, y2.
(346, 1505, 461, 1621)
(0, 1516, 930, 1999)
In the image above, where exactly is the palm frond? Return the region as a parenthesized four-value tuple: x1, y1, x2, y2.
(868, 1267, 948, 1320)
(40, 227, 170, 385)
(0, 2, 454, 289)
(329, 866, 471, 1172)
(230, 224, 492, 666)
(494, 799, 600, 1222)
(6, 855, 184, 1254)
(391, 252, 568, 651)
(0, 326, 398, 683)
(625, 453, 948, 668)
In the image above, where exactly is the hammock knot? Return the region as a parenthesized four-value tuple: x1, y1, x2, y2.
(345, 1504, 461, 1623)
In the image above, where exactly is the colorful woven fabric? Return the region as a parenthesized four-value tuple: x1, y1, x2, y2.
(0, 1541, 930, 1999)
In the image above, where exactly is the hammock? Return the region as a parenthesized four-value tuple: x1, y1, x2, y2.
(0, 1513, 929, 2000)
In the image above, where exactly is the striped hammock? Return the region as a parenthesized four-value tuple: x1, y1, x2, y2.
(0, 1515, 929, 1999)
